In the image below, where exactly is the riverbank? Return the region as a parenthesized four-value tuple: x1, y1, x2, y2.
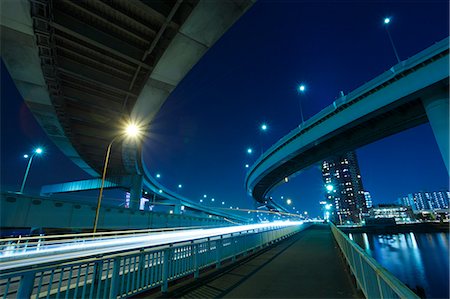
(338, 222, 449, 234)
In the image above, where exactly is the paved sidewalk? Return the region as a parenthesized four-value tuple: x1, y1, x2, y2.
(174, 224, 362, 298)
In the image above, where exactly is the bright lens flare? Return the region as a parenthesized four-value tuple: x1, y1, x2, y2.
(35, 148, 43, 154)
(125, 123, 141, 138)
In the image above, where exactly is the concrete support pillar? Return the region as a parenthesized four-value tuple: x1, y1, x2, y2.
(129, 175, 143, 210)
(422, 95, 449, 173)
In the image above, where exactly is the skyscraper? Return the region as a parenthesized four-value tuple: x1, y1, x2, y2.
(322, 151, 367, 224)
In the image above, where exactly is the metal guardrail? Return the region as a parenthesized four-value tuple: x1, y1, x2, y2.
(330, 223, 420, 299)
(0, 223, 307, 298)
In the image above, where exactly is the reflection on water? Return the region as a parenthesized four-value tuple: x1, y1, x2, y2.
(351, 232, 449, 299)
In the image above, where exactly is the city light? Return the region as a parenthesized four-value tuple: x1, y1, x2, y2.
(222, 201, 225, 205)
(247, 148, 253, 154)
(298, 84, 306, 93)
(200, 199, 203, 203)
(384, 17, 391, 24)
(23, 154, 29, 159)
(159, 189, 163, 193)
(178, 184, 182, 188)
(203, 194, 207, 198)
(35, 148, 43, 154)
(326, 184, 334, 192)
(156, 173, 161, 178)
(286, 199, 292, 205)
(211, 198, 215, 202)
(245, 164, 249, 168)
(261, 123, 268, 131)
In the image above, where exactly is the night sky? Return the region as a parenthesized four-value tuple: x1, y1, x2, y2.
(1, 1, 449, 218)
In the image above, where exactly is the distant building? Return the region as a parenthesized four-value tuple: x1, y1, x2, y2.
(370, 204, 414, 223)
(364, 191, 373, 209)
(322, 151, 367, 224)
(398, 191, 449, 211)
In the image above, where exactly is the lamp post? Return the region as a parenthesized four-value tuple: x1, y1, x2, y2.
(93, 123, 142, 233)
(297, 84, 306, 125)
(19, 147, 43, 194)
(383, 17, 401, 63)
(259, 123, 268, 154)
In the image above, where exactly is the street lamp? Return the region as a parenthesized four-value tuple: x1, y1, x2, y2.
(286, 199, 292, 205)
(297, 83, 306, 125)
(383, 17, 401, 63)
(326, 184, 334, 192)
(178, 184, 182, 189)
(93, 122, 143, 233)
(247, 148, 253, 154)
(156, 173, 161, 178)
(19, 147, 43, 194)
(245, 164, 249, 168)
(259, 123, 269, 154)
(260, 123, 268, 131)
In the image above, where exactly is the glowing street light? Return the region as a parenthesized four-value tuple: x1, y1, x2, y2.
(19, 147, 44, 194)
(326, 184, 334, 192)
(245, 164, 249, 168)
(297, 83, 306, 125)
(156, 173, 161, 178)
(260, 123, 268, 131)
(178, 184, 182, 189)
(286, 199, 292, 205)
(247, 148, 253, 154)
(383, 16, 400, 63)
(93, 122, 143, 233)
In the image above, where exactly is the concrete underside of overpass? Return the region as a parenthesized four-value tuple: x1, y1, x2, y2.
(1, 0, 254, 176)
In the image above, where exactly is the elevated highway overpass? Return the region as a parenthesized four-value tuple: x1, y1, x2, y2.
(1, 0, 254, 220)
(246, 38, 449, 203)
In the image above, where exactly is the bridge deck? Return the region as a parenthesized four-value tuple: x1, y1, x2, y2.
(153, 224, 362, 298)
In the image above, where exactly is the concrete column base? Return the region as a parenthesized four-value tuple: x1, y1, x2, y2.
(129, 175, 143, 209)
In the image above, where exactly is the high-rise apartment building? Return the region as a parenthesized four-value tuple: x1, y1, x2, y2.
(398, 191, 450, 211)
(322, 151, 367, 224)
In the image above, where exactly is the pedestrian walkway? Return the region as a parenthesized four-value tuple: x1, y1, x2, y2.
(156, 224, 362, 298)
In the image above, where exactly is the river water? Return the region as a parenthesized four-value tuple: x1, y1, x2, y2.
(350, 232, 449, 298)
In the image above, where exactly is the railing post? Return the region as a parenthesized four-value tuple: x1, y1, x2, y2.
(17, 271, 36, 299)
(231, 235, 237, 262)
(359, 255, 367, 292)
(161, 247, 171, 293)
(377, 274, 384, 298)
(109, 257, 121, 299)
(192, 243, 199, 279)
(216, 237, 223, 269)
